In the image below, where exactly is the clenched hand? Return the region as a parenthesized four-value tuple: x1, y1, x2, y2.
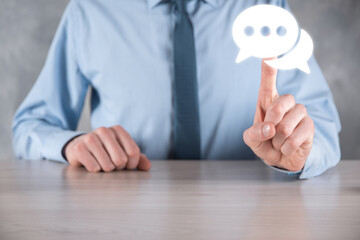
(64, 126, 151, 172)
(243, 59, 315, 172)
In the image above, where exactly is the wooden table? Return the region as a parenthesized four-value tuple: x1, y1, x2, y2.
(0, 159, 359, 240)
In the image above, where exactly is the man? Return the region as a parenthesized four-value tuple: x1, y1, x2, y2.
(12, 0, 341, 179)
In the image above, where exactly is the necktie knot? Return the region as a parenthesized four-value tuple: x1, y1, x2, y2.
(173, 0, 188, 14)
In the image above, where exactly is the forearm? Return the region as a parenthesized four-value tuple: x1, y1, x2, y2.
(12, 118, 84, 162)
(12, 1, 89, 163)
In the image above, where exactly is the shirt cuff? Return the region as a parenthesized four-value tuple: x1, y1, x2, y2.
(261, 136, 323, 179)
(41, 130, 85, 164)
(298, 137, 323, 179)
(261, 158, 302, 176)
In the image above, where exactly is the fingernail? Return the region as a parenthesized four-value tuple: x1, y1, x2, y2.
(262, 124, 272, 138)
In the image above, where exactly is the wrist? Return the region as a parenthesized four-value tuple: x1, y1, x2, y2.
(61, 134, 85, 161)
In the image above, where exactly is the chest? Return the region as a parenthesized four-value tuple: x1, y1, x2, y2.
(78, 1, 262, 112)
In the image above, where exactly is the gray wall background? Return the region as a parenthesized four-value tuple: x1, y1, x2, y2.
(0, 0, 359, 160)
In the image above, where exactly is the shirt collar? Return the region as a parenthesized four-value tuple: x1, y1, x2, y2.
(147, 0, 219, 9)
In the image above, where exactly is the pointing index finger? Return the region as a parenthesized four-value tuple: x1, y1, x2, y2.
(259, 58, 279, 112)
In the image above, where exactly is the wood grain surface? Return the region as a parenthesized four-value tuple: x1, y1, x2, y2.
(0, 160, 359, 240)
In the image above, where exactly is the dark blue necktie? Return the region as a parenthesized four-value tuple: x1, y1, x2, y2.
(172, 0, 201, 159)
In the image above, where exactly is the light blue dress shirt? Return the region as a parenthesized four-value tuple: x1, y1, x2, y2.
(12, 0, 341, 179)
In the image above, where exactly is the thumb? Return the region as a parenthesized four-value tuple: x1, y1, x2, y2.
(258, 58, 279, 113)
(243, 122, 276, 150)
(137, 153, 152, 171)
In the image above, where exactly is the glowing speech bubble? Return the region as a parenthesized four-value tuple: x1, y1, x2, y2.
(232, 4, 314, 73)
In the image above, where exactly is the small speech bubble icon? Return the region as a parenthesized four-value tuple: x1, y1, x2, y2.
(232, 4, 314, 73)
(265, 29, 313, 73)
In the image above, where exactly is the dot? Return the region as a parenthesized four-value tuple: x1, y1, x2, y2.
(261, 26, 271, 36)
(244, 26, 254, 36)
(276, 26, 287, 36)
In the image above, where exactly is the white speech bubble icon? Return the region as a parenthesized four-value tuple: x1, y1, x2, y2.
(265, 29, 313, 73)
(232, 4, 314, 74)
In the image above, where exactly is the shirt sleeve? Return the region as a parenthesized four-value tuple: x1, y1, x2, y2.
(260, 0, 341, 179)
(266, 57, 341, 179)
(12, 0, 88, 163)
(296, 63, 341, 180)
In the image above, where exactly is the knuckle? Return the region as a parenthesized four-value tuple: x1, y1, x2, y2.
(114, 158, 126, 168)
(297, 104, 307, 115)
(271, 137, 282, 150)
(277, 124, 292, 137)
(84, 134, 97, 146)
(88, 165, 101, 173)
(310, 119, 315, 132)
(127, 146, 140, 159)
(305, 115, 314, 126)
(289, 161, 304, 172)
(73, 142, 84, 152)
(112, 152, 127, 167)
(309, 123, 315, 137)
(285, 138, 300, 152)
(243, 130, 250, 146)
(123, 154, 129, 163)
(284, 94, 295, 103)
(73, 143, 88, 157)
(303, 116, 315, 134)
(270, 104, 283, 116)
(103, 165, 115, 173)
(112, 125, 130, 138)
(67, 157, 80, 167)
(96, 127, 110, 136)
(113, 125, 124, 133)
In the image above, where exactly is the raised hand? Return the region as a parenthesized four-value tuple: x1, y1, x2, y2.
(64, 126, 151, 172)
(243, 59, 315, 172)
